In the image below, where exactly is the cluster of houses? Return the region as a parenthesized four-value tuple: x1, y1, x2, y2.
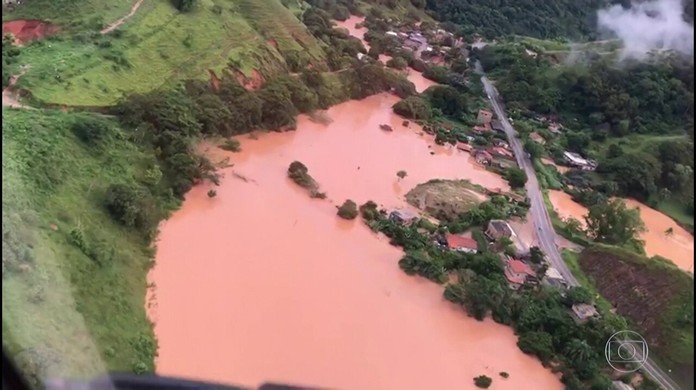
(382, 24, 463, 63)
(387, 209, 602, 324)
(453, 109, 517, 169)
(563, 151, 597, 171)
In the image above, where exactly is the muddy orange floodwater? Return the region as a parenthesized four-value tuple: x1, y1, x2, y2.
(548, 190, 694, 272)
(333, 16, 436, 94)
(148, 94, 560, 390)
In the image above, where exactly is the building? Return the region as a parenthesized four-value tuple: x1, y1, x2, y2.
(389, 209, 419, 225)
(489, 146, 514, 160)
(445, 234, 479, 253)
(544, 267, 567, 288)
(524, 49, 538, 58)
(474, 150, 492, 165)
(504, 259, 536, 289)
(386, 31, 398, 37)
(456, 142, 473, 153)
(570, 303, 600, 324)
(472, 122, 492, 134)
(490, 120, 505, 132)
(611, 381, 635, 390)
(485, 219, 513, 240)
(530, 132, 546, 144)
(563, 151, 597, 171)
(492, 139, 510, 149)
(477, 109, 493, 124)
(548, 122, 563, 134)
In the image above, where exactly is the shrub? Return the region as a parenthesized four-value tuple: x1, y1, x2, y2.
(104, 184, 157, 232)
(386, 56, 408, 70)
(504, 168, 528, 188)
(337, 200, 359, 220)
(473, 375, 492, 388)
(499, 372, 509, 378)
(71, 115, 113, 146)
(172, 0, 196, 12)
(220, 139, 240, 152)
(393, 96, 432, 120)
(359, 200, 380, 220)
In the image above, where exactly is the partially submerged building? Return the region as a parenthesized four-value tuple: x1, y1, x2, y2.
(389, 209, 419, 225)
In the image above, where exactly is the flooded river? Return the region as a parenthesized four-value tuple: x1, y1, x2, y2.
(548, 190, 694, 272)
(147, 93, 560, 389)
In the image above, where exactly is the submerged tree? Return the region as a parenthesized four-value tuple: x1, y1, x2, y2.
(584, 199, 646, 247)
(397, 170, 408, 180)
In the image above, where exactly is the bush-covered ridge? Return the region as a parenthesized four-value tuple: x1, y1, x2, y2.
(578, 244, 694, 380)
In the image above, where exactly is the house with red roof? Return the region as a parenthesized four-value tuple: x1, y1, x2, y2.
(530, 132, 546, 144)
(445, 234, 478, 254)
(504, 258, 537, 289)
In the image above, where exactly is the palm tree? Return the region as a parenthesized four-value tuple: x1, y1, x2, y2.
(564, 339, 594, 366)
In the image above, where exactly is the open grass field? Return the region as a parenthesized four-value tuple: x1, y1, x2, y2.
(2, 108, 159, 380)
(5, 0, 326, 106)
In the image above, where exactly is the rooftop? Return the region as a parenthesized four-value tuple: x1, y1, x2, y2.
(488, 219, 513, 236)
(571, 303, 599, 319)
(508, 259, 535, 276)
(445, 234, 478, 250)
(390, 208, 418, 221)
(490, 146, 513, 158)
(545, 267, 564, 280)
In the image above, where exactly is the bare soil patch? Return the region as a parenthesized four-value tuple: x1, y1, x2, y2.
(2, 19, 58, 44)
(406, 179, 487, 220)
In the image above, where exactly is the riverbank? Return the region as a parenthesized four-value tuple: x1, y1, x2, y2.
(548, 190, 694, 272)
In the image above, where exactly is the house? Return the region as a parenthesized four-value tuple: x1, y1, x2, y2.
(544, 267, 567, 288)
(492, 139, 510, 149)
(490, 119, 505, 132)
(472, 123, 492, 134)
(530, 132, 546, 144)
(403, 39, 421, 50)
(548, 122, 563, 134)
(386, 31, 398, 37)
(474, 150, 492, 165)
(504, 259, 536, 289)
(486, 219, 513, 240)
(570, 303, 600, 324)
(389, 209, 419, 225)
(489, 146, 514, 160)
(456, 142, 473, 152)
(477, 109, 493, 124)
(445, 234, 478, 253)
(524, 49, 538, 58)
(563, 151, 597, 171)
(611, 381, 635, 390)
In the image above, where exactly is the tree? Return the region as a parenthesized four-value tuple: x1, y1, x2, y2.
(563, 286, 593, 305)
(172, 0, 196, 12)
(529, 246, 544, 264)
(337, 199, 359, 220)
(386, 56, 408, 70)
(665, 227, 674, 236)
(473, 375, 492, 389)
(426, 85, 467, 117)
(584, 199, 646, 246)
(396, 170, 408, 180)
(393, 96, 432, 120)
(517, 331, 554, 362)
(207, 189, 217, 198)
(524, 138, 544, 159)
(563, 338, 595, 367)
(504, 168, 528, 188)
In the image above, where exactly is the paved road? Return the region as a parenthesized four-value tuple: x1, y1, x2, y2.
(477, 63, 680, 390)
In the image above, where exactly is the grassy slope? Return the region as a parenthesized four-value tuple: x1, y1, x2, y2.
(8, 0, 325, 106)
(2, 108, 158, 379)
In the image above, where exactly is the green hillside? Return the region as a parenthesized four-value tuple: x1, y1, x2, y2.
(4, 0, 326, 106)
(2, 108, 160, 384)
